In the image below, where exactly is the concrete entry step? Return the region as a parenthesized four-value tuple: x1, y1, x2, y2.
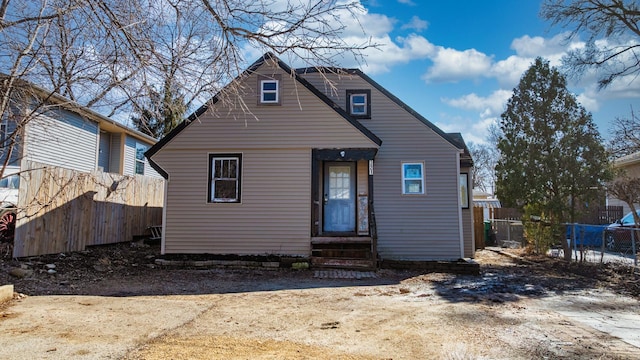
(314, 269, 377, 279)
(310, 257, 376, 270)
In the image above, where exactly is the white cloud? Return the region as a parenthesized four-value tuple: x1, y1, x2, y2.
(511, 33, 570, 59)
(401, 16, 428, 32)
(240, 0, 639, 127)
(435, 117, 494, 145)
(338, 4, 395, 37)
(490, 55, 534, 88)
(353, 34, 436, 74)
(422, 47, 493, 83)
(442, 90, 512, 117)
(576, 93, 600, 112)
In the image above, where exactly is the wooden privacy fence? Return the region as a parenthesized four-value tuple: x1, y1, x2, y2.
(576, 205, 623, 225)
(13, 161, 164, 257)
(473, 207, 522, 249)
(473, 206, 485, 250)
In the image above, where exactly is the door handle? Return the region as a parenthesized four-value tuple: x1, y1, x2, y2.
(324, 194, 328, 205)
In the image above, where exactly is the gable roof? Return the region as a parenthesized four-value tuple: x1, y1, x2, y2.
(1, 74, 157, 145)
(614, 150, 640, 167)
(295, 67, 463, 150)
(145, 53, 383, 178)
(447, 132, 474, 167)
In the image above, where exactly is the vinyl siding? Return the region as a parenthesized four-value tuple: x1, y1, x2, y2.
(160, 148, 312, 254)
(153, 62, 379, 255)
(23, 108, 98, 172)
(98, 132, 111, 171)
(461, 166, 474, 258)
(123, 135, 162, 179)
(109, 134, 122, 173)
(302, 73, 463, 260)
(162, 68, 379, 151)
(0, 109, 22, 167)
(608, 161, 640, 215)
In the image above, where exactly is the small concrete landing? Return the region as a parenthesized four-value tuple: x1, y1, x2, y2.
(314, 270, 377, 279)
(310, 257, 376, 270)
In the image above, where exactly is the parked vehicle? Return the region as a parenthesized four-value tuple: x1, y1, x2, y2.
(0, 167, 19, 242)
(604, 210, 640, 252)
(566, 224, 604, 248)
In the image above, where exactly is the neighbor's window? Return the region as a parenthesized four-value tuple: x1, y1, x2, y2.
(0, 122, 6, 145)
(0, 174, 19, 189)
(402, 162, 425, 195)
(346, 89, 371, 118)
(135, 142, 147, 175)
(209, 154, 242, 203)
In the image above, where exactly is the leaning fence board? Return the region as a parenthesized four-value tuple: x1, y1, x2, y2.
(13, 161, 164, 257)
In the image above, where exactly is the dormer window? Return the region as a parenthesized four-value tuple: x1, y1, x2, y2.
(346, 89, 371, 118)
(258, 75, 281, 105)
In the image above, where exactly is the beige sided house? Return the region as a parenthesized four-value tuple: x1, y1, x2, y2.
(608, 151, 640, 215)
(146, 53, 474, 268)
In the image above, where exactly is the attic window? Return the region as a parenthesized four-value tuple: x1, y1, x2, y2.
(259, 75, 281, 105)
(346, 89, 371, 119)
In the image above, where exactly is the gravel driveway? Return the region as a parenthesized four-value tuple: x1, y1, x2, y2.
(1, 246, 639, 359)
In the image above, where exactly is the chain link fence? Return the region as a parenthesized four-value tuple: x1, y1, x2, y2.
(485, 219, 525, 248)
(564, 224, 638, 266)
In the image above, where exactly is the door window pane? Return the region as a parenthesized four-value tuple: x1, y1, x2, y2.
(329, 166, 351, 200)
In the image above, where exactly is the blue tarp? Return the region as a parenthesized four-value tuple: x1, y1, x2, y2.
(565, 224, 605, 247)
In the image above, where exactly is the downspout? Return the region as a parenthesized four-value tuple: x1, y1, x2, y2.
(161, 177, 168, 254)
(94, 125, 101, 171)
(456, 151, 464, 259)
(119, 133, 125, 174)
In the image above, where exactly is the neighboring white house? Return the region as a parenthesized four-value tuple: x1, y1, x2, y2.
(473, 190, 501, 221)
(0, 79, 162, 237)
(607, 151, 640, 215)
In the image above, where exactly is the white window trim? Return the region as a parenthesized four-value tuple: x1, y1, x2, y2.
(135, 142, 147, 175)
(349, 93, 368, 115)
(260, 79, 279, 104)
(401, 161, 425, 195)
(209, 154, 242, 203)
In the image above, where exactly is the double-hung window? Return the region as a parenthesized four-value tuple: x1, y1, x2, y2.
(401, 162, 425, 195)
(209, 154, 242, 203)
(259, 75, 281, 104)
(135, 142, 147, 175)
(346, 89, 371, 118)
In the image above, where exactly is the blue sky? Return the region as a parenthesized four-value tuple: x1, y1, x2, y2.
(291, 0, 640, 145)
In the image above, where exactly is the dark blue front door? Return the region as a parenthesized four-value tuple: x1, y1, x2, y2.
(323, 162, 356, 233)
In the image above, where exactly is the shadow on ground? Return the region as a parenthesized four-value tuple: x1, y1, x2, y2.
(1, 243, 637, 304)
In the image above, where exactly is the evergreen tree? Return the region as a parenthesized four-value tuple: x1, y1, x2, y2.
(495, 58, 611, 257)
(132, 79, 187, 139)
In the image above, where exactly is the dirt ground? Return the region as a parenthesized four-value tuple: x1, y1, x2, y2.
(1, 242, 640, 359)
